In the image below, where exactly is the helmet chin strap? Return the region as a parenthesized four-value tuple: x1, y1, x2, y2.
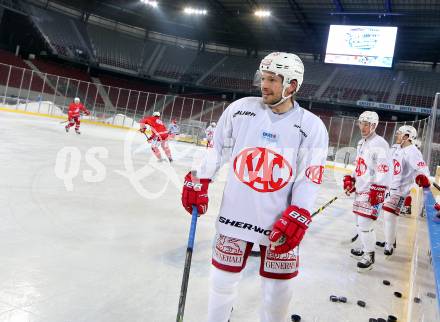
(268, 86, 294, 108)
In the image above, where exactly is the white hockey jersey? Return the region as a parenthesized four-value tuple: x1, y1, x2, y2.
(390, 143, 430, 196)
(353, 133, 391, 193)
(205, 125, 215, 139)
(195, 97, 329, 245)
(168, 123, 180, 135)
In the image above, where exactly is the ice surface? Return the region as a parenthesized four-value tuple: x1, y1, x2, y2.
(0, 110, 416, 322)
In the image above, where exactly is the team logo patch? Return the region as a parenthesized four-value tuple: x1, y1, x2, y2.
(355, 157, 367, 176)
(264, 248, 298, 274)
(261, 59, 272, 66)
(215, 235, 244, 255)
(261, 130, 278, 142)
(213, 235, 247, 268)
(233, 147, 292, 192)
(305, 165, 324, 184)
(393, 159, 401, 175)
(376, 164, 389, 173)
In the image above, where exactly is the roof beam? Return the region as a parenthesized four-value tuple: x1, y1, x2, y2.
(385, 0, 392, 13)
(286, 0, 321, 52)
(333, 0, 344, 12)
(205, 0, 258, 47)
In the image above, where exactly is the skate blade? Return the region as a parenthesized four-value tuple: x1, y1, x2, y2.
(350, 253, 364, 260)
(357, 265, 374, 273)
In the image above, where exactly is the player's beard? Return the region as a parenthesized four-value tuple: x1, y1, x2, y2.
(262, 91, 282, 106)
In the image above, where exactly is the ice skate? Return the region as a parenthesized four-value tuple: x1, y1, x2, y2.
(357, 252, 375, 272)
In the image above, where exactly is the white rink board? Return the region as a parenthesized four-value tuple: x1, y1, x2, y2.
(0, 110, 416, 322)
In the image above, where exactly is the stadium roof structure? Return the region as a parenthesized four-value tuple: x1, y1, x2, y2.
(30, 0, 440, 62)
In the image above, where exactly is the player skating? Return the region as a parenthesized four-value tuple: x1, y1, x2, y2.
(168, 119, 180, 139)
(65, 97, 90, 134)
(181, 52, 328, 322)
(381, 125, 431, 257)
(343, 111, 391, 272)
(205, 122, 216, 148)
(139, 111, 173, 162)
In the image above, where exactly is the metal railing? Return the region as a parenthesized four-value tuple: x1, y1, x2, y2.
(0, 61, 438, 171)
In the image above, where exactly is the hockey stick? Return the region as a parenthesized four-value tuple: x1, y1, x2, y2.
(176, 205, 199, 322)
(433, 182, 440, 192)
(60, 120, 68, 124)
(311, 196, 338, 217)
(271, 195, 341, 250)
(340, 233, 359, 246)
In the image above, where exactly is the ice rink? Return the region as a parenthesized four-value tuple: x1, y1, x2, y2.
(0, 110, 418, 322)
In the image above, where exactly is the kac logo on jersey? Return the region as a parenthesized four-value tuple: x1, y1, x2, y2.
(393, 159, 401, 175)
(305, 165, 324, 184)
(355, 157, 367, 176)
(376, 163, 389, 173)
(233, 147, 292, 192)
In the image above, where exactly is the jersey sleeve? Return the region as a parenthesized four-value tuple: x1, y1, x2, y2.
(80, 104, 90, 114)
(195, 106, 234, 179)
(407, 147, 430, 177)
(370, 140, 392, 188)
(290, 117, 329, 213)
(140, 116, 153, 128)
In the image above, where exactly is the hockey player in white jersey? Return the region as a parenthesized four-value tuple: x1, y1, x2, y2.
(181, 52, 329, 322)
(205, 122, 216, 148)
(343, 111, 391, 272)
(381, 125, 431, 257)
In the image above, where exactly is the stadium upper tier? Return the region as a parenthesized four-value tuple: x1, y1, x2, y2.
(10, 5, 440, 109)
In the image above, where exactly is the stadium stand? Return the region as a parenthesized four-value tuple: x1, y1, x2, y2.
(153, 45, 198, 80)
(181, 51, 225, 83)
(201, 55, 260, 91)
(88, 24, 143, 71)
(395, 70, 440, 108)
(0, 49, 51, 95)
(28, 5, 90, 60)
(31, 59, 104, 104)
(321, 66, 394, 102)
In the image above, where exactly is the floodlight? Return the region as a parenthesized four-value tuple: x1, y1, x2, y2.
(184, 7, 208, 15)
(141, 0, 158, 8)
(255, 10, 271, 17)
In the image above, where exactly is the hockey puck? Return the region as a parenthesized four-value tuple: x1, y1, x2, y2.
(357, 300, 366, 307)
(368, 319, 378, 322)
(329, 295, 338, 302)
(290, 314, 301, 322)
(387, 315, 397, 322)
(338, 296, 347, 303)
(426, 292, 436, 299)
(376, 241, 385, 247)
(383, 280, 391, 286)
(413, 297, 421, 303)
(394, 291, 402, 298)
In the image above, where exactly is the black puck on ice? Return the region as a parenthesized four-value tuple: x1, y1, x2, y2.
(368, 319, 378, 322)
(329, 295, 338, 302)
(387, 315, 397, 322)
(290, 314, 301, 322)
(338, 296, 347, 303)
(376, 241, 385, 247)
(382, 280, 391, 286)
(413, 297, 421, 303)
(394, 291, 402, 298)
(426, 292, 436, 299)
(357, 300, 366, 307)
